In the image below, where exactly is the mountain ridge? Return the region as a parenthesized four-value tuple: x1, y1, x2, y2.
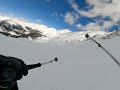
(0, 16, 120, 42)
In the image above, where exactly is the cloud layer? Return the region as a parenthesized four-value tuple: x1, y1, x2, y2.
(65, 0, 120, 31)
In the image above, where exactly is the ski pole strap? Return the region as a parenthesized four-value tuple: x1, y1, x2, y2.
(0, 85, 9, 89)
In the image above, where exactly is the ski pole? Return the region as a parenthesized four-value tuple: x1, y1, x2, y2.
(27, 58, 58, 70)
(85, 33, 120, 68)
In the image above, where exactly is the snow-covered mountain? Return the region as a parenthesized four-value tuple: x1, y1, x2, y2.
(102, 29, 120, 39)
(0, 16, 71, 40)
(0, 16, 112, 42)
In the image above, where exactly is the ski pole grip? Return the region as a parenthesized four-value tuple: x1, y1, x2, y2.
(27, 63, 41, 70)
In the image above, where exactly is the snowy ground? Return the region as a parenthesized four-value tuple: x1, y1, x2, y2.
(0, 34, 120, 90)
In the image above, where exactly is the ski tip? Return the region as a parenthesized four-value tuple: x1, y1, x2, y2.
(85, 33, 89, 38)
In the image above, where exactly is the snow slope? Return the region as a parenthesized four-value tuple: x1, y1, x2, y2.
(49, 31, 107, 42)
(0, 34, 120, 90)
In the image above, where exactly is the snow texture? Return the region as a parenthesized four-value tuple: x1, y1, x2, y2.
(0, 34, 120, 90)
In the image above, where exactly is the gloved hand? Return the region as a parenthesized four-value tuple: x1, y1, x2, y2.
(0, 55, 28, 80)
(8, 57, 28, 80)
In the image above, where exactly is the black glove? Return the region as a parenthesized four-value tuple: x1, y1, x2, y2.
(11, 58, 28, 80)
(18, 60, 28, 76)
(0, 55, 28, 80)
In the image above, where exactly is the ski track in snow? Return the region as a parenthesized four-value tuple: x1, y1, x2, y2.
(0, 34, 120, 90)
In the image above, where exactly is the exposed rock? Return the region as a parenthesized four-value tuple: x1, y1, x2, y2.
(0, 20, 45, 39)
